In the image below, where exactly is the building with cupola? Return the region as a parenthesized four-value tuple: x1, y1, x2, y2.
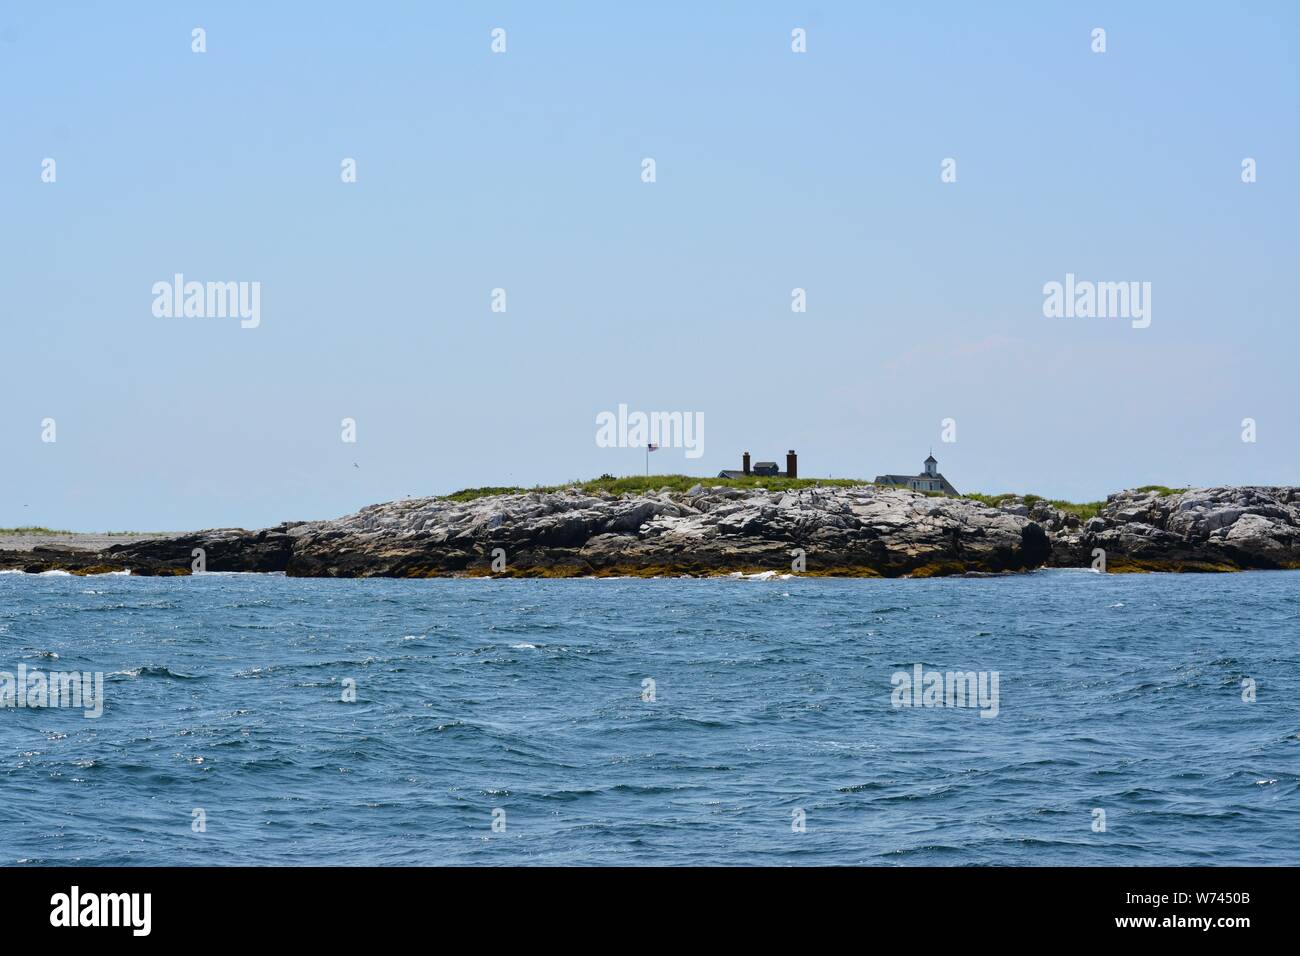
(874, 453, 959, 495)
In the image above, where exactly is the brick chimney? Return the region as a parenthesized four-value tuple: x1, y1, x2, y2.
(742, 451, 751, 475)
(786, 449, 797, 479)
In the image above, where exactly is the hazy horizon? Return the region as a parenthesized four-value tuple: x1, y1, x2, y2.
(4, 1, 1297, 531)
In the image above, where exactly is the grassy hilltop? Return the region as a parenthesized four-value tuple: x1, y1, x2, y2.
(440, 474, 868, 502)
(5, 483, 1187, 538)
(438, 474, 1175, 524)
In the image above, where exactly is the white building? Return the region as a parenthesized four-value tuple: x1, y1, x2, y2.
(874, 454, 959, 495)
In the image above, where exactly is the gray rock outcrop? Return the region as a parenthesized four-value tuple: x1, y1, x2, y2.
(1047, 486, 1300, 571)
(3, 485, 1296, 577)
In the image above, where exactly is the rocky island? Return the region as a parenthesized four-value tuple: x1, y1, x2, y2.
(3, 483, 1298, 578)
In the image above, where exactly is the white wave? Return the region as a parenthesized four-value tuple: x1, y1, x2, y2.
(194, 570, 285, 576)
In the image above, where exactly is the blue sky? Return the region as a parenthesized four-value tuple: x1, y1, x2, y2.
(2, 1, 1297, 530)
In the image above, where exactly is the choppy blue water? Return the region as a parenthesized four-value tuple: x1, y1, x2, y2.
(1, 569, 1297, 866)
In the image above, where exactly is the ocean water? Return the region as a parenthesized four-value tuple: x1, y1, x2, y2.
(0, 569, 1296, 866)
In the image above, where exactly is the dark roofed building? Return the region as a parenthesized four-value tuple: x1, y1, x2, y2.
(719, 450, 797, 479)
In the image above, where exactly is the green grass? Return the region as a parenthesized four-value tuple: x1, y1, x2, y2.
(1134, 485, 1188, 497)
(960, 492, 1107, 521)
(962, 493, 1019, 508)
(442, 477, 1124, 521)
(437, 486, 529, 503)
(966, 485, 1192, 520)
(442, 474, 877, 502)
(1049, 499, 1104, 521)
(442, 476, 1106, 519)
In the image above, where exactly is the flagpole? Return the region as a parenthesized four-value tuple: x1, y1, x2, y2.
(645, 445, 649, 477)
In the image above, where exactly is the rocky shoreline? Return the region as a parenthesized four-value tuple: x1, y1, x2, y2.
(3, 485, 1298, 578)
